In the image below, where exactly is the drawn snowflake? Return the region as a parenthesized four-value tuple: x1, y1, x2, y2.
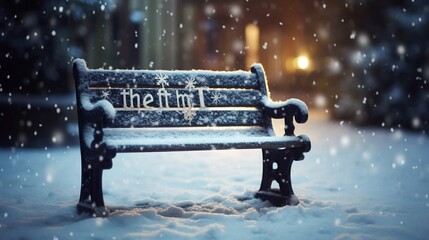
(155, 74, 169, 88)
(182, 109, 196, 124)
(211, 92, 226, 104)
(185, 77, 197, 90)
(101, 90, 110, 99)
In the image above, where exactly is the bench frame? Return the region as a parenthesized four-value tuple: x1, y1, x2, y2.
(73, 59, 311, 217)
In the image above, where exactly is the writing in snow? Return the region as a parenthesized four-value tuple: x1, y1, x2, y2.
(113, 74, 226, 110)
(119, 87, 209, 109)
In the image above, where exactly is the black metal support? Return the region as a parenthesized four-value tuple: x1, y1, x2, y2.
(77, 123, 116, 217)
(255, 148, 301, 206)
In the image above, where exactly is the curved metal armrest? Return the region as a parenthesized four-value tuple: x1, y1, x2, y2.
(78, 94, 116, 147)
(262, 97, 309, 136)
(78, 94, 117, 165)
(80, 94, 116, 120)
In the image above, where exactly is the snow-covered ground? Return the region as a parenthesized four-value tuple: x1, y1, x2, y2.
(0, 110, 428, 240)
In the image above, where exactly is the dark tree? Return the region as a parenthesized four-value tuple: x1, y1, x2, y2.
(316, 0, 429, 133)
(0, 0, 115, 146)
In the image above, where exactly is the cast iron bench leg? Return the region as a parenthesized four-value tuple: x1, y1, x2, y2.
(256, 148, 300, 206)
(77, 143, 115, 217)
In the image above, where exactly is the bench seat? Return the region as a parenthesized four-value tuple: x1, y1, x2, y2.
(99, 127, 307, 152)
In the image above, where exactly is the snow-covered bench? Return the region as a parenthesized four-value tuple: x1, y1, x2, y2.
(73, 58, 311, 217)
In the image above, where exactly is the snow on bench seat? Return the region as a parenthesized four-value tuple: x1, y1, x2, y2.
(100, 127, 306, 152)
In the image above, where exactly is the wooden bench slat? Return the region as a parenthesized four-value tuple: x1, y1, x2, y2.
(103, 126, 271, 140)
(81, 69, 259, 89)
(101, 127, 301, 152)
(110, 136, 302, 152)
(88, 88, 262, 108)
(107, 109, 268, 127)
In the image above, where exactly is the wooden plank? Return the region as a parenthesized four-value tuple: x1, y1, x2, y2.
(105, 109, 269, 127)
(103, 126, 271, 140)
(78, 68, 260, 89)
(104, 135, 304, 152)
(86, 88, 263, 108)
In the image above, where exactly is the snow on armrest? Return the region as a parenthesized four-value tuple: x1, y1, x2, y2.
(80, 94, 116, 119)
(261, 96, 308, 123)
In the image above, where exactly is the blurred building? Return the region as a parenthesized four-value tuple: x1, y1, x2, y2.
(85, 0, 318, 90)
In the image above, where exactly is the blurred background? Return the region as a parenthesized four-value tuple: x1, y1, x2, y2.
(0, 0, 428, 147)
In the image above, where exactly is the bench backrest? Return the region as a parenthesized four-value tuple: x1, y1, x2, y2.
(73, 59, 273, 130)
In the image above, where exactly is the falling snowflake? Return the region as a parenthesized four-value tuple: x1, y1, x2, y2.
(100, 90, 110, 99)
(155, 74, 169, 88)
(211, 92, 226, 104)
(185, 77, 197, 90)
(182, 108, 196, 124)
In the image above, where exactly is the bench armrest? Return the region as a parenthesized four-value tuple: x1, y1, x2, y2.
(80, 94, 116, 120)
(78, 94, 117, 151)
(79, 94, 116, 144)
(262, 96, 308, 136)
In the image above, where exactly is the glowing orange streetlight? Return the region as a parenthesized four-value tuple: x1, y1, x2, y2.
(296, 55, 310, 70)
